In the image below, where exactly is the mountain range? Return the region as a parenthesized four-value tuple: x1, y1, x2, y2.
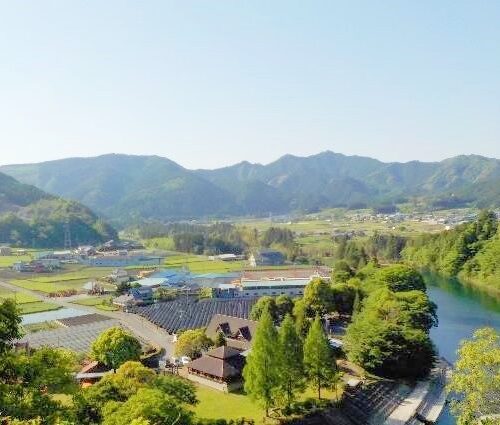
(2, 151, 500, 225)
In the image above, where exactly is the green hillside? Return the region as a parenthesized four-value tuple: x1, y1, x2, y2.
(0, 171, 116, 247)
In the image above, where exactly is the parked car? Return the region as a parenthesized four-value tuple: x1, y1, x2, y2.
(180, 356, 191, 365)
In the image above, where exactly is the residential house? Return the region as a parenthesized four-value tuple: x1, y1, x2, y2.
(205, 314, 257, 351)
(186, 346, 246, 392)
(113, 287, 154, 310)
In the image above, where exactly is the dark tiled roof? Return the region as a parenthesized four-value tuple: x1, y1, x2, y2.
(55, 313, 112, 328)
(131, 298, 257, 334)
(207, 345, 242, 360)
(206, 314, 258, 351)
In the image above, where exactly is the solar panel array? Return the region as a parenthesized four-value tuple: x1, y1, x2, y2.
(131, 298, 258, 334)
(19, 319, 148, 354)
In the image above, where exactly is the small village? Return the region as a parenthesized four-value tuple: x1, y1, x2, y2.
(0, 237, 452, 425)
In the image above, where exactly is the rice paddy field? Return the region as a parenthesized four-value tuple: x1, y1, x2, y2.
(0, 288, 62, 314)
(71, 295, 118, 311)
(163, 253, 247, 273)
(4, 265, 114, 294)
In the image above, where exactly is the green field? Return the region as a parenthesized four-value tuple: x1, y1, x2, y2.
(0, 255, 33, 268)
(71, 295, 118, 311)
(6, 266, 113, 294)
(23, 321, 62, 333)
(18, 301, 62, 315)
(0, 289, 40, 304)
(193, 384, 341, 424)
(164, 254, 247, 273)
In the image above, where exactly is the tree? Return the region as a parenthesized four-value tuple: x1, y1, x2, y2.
(303, 278, 335, 317)
(74, 361, 197, 425)
(368, 264, 426, 293)
(243, 307, 281, 416)
(91, 327, 142, 370)
(303, 316, 337, 399)
(277, 315, 305, 410)
(249, 296, 279, 323)
(0, 347, 77, 422)
(101, 388, 193, 425)
(175, 328, 213, 358)
(0, 298, 23, 354)
(332, 260, 354, 283)
(447, 327, 500, 425)
(344, 288, 436, 378)
(275, 295, 294, 321)
(214, 331, 226, 347)
(292, 298, 310, 338)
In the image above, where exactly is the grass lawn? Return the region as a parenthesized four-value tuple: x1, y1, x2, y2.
(18, 301, 62, 315)
(193, 385, 265, 424)
(95, 304, 119, 311)
(193, 384, 342, 425)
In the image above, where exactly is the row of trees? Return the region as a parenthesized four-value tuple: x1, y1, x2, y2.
(243, 308, 339, 416)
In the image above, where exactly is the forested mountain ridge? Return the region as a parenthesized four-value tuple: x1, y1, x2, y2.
(0, 171, 116, 247)
(3, 152, 500, 223)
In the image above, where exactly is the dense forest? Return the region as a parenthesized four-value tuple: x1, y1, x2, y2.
(403, 211, 500, 293)
(0, 172, 117, 247)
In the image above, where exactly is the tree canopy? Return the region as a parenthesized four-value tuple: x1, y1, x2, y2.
(91, 327, 142, 370)
(447, 327, 500, 425)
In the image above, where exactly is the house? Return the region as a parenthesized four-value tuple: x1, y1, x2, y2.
(76, 245, 96, 257)
(186, 346, 246, 392)
(248, 249, 285, 267)
(205, 314, 257, 351)
(0, 246, 12, 256)
(113, 287, 154, 309)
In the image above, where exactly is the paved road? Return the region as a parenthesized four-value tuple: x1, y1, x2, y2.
(0, 279, 175, 357)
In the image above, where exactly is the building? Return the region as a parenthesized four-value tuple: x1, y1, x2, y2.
(186, 346, 246, 392)
(240, 266, 331, 281)
(108, 269, 130, 284)
(214, 277, 312, 298)
(208, 253, 245, 262)
(82, 255, 163, 268)
(113, 287, 154, 309)
(248, 249, 285, 267)
(0, 246, 12, 256)
(205, 314, 257, 351)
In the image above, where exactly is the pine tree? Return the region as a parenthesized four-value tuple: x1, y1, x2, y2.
(214, 331, 226, 347)
(303, 315, 337, 399)
(277, 314, 305, 410)
(243, 306, 281, 416)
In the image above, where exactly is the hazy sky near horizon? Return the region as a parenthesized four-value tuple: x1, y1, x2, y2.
(1, 1, 499, 169)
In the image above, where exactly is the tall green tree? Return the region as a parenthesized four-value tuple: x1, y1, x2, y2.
(250, 296, 279, 322)
(0, 298, 23, 355)
(243, 307, 281, 416)
(303, 316, 337, 399)
(447, 327, 500, 425)
(277, 314, 305, 410)
(303, 278, 335, 317)
(91, 327, 142, 370)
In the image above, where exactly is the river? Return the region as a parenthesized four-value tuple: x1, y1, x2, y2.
(424, 274, 500, 425)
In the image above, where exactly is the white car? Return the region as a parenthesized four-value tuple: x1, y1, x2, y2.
(180, 356, 191, 365)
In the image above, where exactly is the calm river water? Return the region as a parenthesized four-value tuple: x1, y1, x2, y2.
(424, 274, 500, 425)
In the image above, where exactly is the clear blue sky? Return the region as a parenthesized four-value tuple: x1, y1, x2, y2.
(1, 1, 499, 169)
